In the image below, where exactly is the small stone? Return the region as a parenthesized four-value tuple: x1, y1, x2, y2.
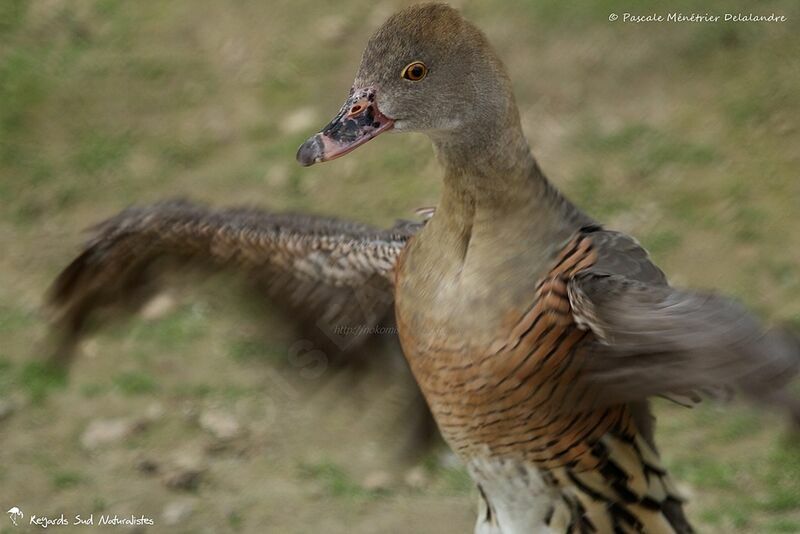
(163, 450, 206, 491)
(164, 467, 204, 491)
(140, 294, 176, 320)
(83, 339, 99, 359)
(282, 108, 318, 135)
(403, 466, 429, 489)
(181, 402, 199, 422)
(205, 108, 235, 144)
(0, 398, 15, 421)
(369, 2, 395, 27)
(220, 38, 246, 67)
(161, 499, 195, 526)
(776, 119, 796, 135)
(81, 418, 142, 450)
(135, 457, 160, 475)
(204, 439, 236, 455)
(437, 450, 462, 470)
(264, 163, 289, 189)
(362, 470, 392, 492)
(199, 409, 241, 441)
(675, 481, 696, 501)
(316, 15, 347, 43)
(144, 401, 165, 422)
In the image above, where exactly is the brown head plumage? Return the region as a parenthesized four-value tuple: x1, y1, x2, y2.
(297, 3, 518, 166)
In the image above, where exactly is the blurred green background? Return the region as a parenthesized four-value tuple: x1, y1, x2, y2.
(1, 1, 799, 532)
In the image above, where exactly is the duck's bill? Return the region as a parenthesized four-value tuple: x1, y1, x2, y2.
(296, 87, 394, 166)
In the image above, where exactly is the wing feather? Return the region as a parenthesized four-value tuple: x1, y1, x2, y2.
(47, 199, 421, 363)
(568, 230, 800, 412)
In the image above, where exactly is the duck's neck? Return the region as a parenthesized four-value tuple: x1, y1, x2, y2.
(428, 117, 590, 258)
(400, 117, 591, 337)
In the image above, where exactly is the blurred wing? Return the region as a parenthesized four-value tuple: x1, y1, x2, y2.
(47, 199, 421, 362)
(568, 230, 800, 407)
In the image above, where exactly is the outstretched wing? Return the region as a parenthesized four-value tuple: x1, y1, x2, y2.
(47, 199, 422, 363)
(568, 230, 800, 411)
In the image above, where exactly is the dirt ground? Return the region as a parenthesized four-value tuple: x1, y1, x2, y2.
(1, 1, 799, 532)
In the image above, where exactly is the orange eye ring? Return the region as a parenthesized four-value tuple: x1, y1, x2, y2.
(401, 61, 428, 81)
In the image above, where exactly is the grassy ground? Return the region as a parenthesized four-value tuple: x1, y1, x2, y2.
(1, 1, 799, 532)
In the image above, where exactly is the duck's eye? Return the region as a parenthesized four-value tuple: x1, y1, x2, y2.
(401, 61, 428, 82)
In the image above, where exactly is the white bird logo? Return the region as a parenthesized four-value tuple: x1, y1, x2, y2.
(6, 507, 23, 526)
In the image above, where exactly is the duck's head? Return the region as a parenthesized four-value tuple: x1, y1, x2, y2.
(297, 3, 516, 166)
